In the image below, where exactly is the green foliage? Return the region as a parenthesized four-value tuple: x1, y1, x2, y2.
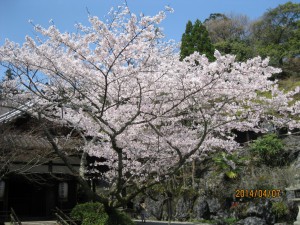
(204, 12, 252, 61)
(251, 1, 300, 77)
(204, 13, 228, 23)
(278, 77, 300, 103)
(214, 40, 254, 61)
(249, 133, 284, 167)
(71, 202, 134, 225)
(203, 2, 300, 78)
(223, 217, 238, 224)
(70, 202, 108, 225)
(104, 210, 135, 225)
(213, 152, 247, 179)
(252, 2, 299, 46)
(272, 201, 289, 222)
(278, 77, 300, 91)
(180, 19, 215, 61)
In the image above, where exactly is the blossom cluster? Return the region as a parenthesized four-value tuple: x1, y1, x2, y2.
(0, 6, 299, 188)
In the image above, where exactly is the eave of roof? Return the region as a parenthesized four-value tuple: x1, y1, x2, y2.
(0, 102, 34, 123)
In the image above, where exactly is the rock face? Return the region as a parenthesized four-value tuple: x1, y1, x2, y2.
(135, 135, 300, 223)
(174, 196, 194, 221)
(248, 200, 275, 224)
(234, 216, 267, 225)
(286, 201, 299, 223)
(192, 198, 210, 220)
(145, 196, 165, 220)
(142, 193, 295, 224)
(206, 197, 221, 214)
(143, 194, 221, 221)
(234, 200, 275, 225)
(284, 135, 300, 167)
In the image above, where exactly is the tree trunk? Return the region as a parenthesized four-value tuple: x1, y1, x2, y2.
(104, 205, 134, 225)
(42, 124, 109, 205)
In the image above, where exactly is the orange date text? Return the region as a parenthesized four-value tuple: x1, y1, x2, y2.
(235, 189, 281, 198)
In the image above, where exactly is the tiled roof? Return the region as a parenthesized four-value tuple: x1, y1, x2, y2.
(0, 101, 83, 175)
(0, 134, 82, 160)
(0, 102, 33, 123)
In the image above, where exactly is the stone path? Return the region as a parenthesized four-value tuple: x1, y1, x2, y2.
(4, 220, 210, 225)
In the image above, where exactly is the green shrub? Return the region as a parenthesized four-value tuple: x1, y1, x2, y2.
(272, 201, 289, 222)
(104, 210, 135, 225)
(224, 217, 238, 224)
(249, 133, 284, 166)
(70, 202, 108, 225)
(213, 152, 247, 179)
(70, 202, 134, 225)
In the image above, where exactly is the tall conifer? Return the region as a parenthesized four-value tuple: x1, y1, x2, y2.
(180, 19, 215, 61)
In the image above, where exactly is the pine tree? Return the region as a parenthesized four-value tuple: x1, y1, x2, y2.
(180, 19, 215, 61)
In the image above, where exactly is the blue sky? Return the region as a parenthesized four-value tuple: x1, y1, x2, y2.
(0, 0, 298, 46)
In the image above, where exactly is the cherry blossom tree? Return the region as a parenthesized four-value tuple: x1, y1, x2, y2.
(0, 6, 299, 217)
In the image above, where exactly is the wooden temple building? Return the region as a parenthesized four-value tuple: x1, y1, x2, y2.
(0, 104, 83, 221)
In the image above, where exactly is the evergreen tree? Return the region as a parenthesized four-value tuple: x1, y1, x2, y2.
(0, 69, 17, 98)
(180, 19, 215, 61)
(251, 1, 300, 78)
(5, 69, 14, 80)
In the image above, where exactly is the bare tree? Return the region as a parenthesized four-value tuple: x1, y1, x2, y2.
(204, 13, 251, 43)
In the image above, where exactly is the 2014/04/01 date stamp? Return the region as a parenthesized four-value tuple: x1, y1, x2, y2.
(235, 189, 281, 198)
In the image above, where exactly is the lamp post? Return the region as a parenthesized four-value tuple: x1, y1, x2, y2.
(286, 185, 300, 225)
(58, 182, 68, 201)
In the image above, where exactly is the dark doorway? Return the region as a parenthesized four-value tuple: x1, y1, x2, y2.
(8, 176, 55, 219)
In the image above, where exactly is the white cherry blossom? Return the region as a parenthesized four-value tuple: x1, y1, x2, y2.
(0, 6, 299, 207)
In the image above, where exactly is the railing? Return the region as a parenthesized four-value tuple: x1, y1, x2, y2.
(55, 207, 77, 225)
(10, 208, 22, 225)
